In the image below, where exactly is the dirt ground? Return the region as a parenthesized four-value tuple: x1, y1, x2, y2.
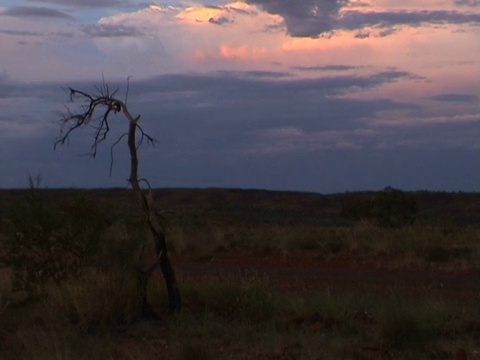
(2, 251, 478, 303)
(171, 251, 480, 303)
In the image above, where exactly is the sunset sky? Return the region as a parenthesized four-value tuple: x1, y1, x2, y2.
(0, 0, 479, 192)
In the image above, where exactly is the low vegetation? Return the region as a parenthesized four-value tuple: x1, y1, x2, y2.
(0, 188, 479, 359)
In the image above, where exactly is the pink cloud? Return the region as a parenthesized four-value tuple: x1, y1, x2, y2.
(219, 44, 268, 59)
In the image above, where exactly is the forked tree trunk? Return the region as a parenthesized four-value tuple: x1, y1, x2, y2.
(126, 114, 181, 316)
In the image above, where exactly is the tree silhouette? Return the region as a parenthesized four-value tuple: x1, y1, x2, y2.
(55, 81, 181, 317)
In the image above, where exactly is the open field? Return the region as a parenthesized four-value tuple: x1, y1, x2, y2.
(0, 188, 479, 359)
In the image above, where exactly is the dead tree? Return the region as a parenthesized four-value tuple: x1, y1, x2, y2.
(55, 82, 181, 316)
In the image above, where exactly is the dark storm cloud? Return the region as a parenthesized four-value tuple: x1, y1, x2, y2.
(454, 0, 479, 7)
(133, 69, 416, 95)
(83, 71, 412, 189)
(377, 27, 397, 37)
(338, 9, 480, 31)
(209, 16, 234, 25)
(354, 30, 369, 38)
(0, 29, 42, 36)
(26, 0, 133, 8)
(111, 70, 417, 155)
(217, 70, 293, 79)
(248, 0, 480, 37)
(428, 93, 478, 103)
(82, 24, 144, 37)
(0, 6, 74, 20)
(293, 65, 364, 72)
(0, 28, 74, 37)
(247, 0, 348, 37)
(13, 69, 417, 138)
(43, 69, 416, 173)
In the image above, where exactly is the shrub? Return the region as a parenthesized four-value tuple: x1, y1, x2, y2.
(342, 187, 417, 227)
(0, 192, 111, 291)
(373, 187, 417, 227)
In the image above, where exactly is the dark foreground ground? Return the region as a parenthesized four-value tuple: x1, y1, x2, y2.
(1, 188, 479, 359)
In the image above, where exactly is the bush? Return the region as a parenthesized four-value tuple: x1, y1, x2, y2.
(373, 187, 417, 227)
(342, 187, 417, 227)
(0, 192, 111, 291)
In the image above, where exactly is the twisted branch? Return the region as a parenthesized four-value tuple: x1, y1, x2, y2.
(55, 84, 156, 173)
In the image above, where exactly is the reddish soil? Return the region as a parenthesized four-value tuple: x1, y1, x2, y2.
(171, 251, 480, 303)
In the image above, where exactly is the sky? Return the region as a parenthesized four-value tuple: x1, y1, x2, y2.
(0, 0, 479, 193)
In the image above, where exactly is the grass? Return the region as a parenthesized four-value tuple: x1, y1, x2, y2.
(0, 188, 479, 359)
(2, 270, 477, 359)
(148, 276, 479, 359)
(166, 220, 480, 271)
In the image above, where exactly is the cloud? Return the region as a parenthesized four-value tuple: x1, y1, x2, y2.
(338, 9, 480, 31)
(373, 112, 480, 128)
(42, 69, 418, 165)
(293, 65, 365, 71)
(427, 93, 478, 103)
(0, 2, 477, 192)
(354, 30, 369, 38)
(0, 29, 42, 36)
(177, 2, 267, 24)
(130, 69, 417, 103)
(0, 68, 477, 191)
(25, 0, 133, 8)
(247, 0, 348, 37)
(454, 0, 479, 7)
(209, 15, 234, 25)
(246, 0, 480, 37)
(113, 70, 418, 159)
(0, 28, 74, 37)
(88, 2, 284, 72)
(82, 23, 144, 37)
(0, 6, 74, 20)
(250, 127, 373, 154)
(377, 27, 397, 37)
(79, 1, 479, 80)
(93, 69, 478, 163)
(216, 70, 292, 79)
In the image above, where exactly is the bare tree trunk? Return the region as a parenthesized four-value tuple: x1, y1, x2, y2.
(127, 120, 181, 316)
